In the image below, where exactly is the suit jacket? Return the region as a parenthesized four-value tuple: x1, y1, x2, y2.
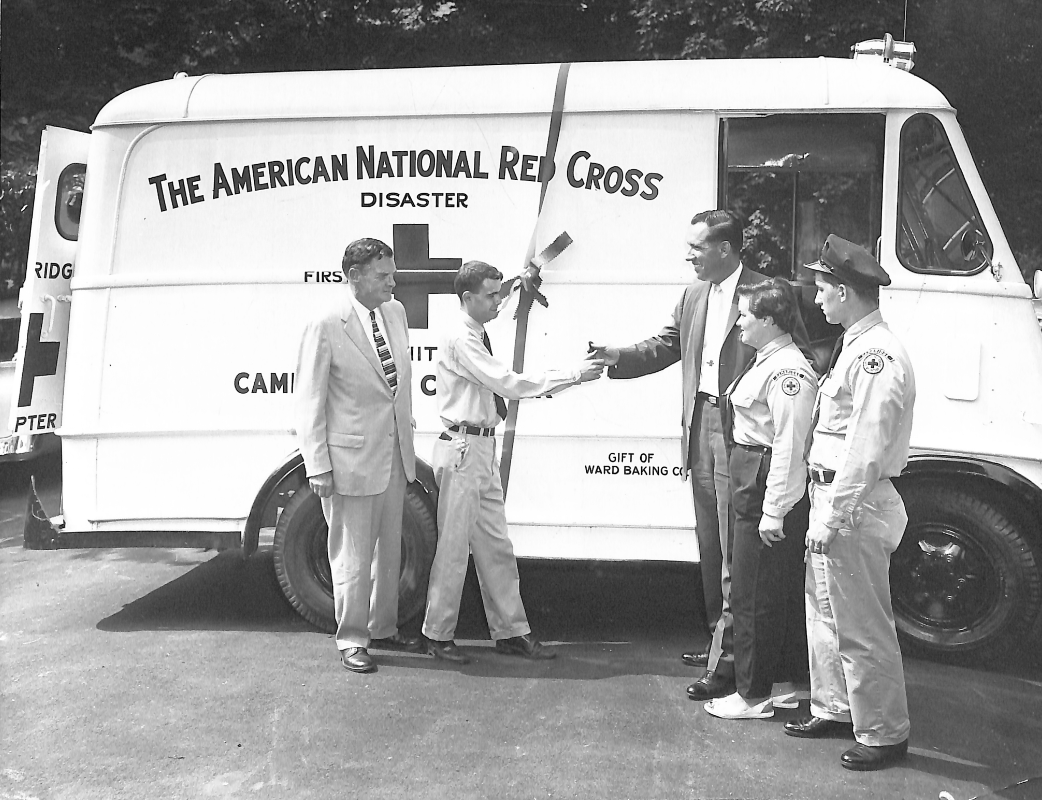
(610, 266, 809, 469)
(295, 295, 416, 496)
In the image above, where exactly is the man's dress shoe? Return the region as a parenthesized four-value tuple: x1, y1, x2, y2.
(427, 639, 471, 664)
(340, 647, 376, 673)
(495, 634, 556, 660)
(840, 740, 908, 771)
(370, 633, 424, 653)
(783, 716, 854, 738)
(686, 670, 735, 700)
(681, 648, 710, 668)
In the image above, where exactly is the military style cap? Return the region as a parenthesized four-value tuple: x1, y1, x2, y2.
(805, 234, 891, 287)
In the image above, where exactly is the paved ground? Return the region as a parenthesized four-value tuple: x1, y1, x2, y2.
(1, 455, 1040, 800)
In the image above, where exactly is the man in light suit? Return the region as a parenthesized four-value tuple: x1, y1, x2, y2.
(593, 210, 808, 701)
(295, 237, 421, 673)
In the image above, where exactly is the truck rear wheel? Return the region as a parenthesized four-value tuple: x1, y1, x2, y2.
(272, 481, 438, 633)
(891, 483, 1041, 658)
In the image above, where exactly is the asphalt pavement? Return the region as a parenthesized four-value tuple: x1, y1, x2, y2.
(1, 455, 1040, 800)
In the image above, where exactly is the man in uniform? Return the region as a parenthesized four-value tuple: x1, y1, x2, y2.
(593, 210, 808, 701)
(783, 235, 916, 771)
(296, 237, 422, 674)
(421, 260, 604, 664)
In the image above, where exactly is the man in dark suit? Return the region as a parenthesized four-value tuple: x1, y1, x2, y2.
(593, 210, 807, 701)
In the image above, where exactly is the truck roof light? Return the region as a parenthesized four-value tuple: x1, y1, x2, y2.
(851, 33, 916, 72)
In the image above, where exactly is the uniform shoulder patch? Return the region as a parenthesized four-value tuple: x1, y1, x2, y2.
(770, 367, 811, 396)
(859, 347, 894, 375)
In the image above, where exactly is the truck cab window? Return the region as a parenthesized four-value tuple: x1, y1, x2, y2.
(721, 114, 884, 352)
(898, 113, 991, 274)
(55, 164, 85, 242)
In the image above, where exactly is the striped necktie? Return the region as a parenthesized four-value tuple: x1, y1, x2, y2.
(369, 309, 398, 394)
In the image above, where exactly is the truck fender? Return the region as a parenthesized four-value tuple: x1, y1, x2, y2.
(243, 450, 439, 558)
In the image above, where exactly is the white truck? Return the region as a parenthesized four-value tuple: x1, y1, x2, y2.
(11, 37, 1042, 658)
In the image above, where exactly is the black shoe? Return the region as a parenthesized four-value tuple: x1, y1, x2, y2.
(340, 647, 376, 673)
(840, 740, 908, 771)
(370, 633, 424, 653)
(686, 670, 735, 700)
(783, 716, 854, 739)
(426, 639, 471, 664)
(681, 648, 710, 668)
(495, 634, 556, 660)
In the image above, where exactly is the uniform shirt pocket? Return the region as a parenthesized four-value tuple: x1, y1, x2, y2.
(730, 388, 757, 410)
(816, 378, 843, 431)
(328, 432, 365, 448)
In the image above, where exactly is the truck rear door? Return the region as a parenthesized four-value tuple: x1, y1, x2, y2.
(6, 127, 90, 445)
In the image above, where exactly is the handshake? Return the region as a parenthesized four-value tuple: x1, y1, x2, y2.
(577, 342, 622, 383)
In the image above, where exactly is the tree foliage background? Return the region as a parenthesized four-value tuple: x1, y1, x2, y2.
(1, 0, 1040, 295)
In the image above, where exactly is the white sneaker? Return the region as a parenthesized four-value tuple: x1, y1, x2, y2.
(771, 682, 811, 709)
(704, 692, 774, 719)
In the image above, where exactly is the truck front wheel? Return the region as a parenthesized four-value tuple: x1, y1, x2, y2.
(272, 481, 438, 632)
(890, 483, 1041, 658)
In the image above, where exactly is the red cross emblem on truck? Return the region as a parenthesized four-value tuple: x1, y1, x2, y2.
(391, 224, 460, 329)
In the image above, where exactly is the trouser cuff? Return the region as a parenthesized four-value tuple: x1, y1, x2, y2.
(491, 623, 531, 641)
(811, 708, 852, 723)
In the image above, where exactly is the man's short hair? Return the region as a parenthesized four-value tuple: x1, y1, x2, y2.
(342, 238, 393, 275)
(814, 270, 881, 304)
(690, 209, 744, 252)
(455, 260, 503, 300)
(738, 278, 801, 335)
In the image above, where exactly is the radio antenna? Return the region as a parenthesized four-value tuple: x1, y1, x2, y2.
(903, 0, 909, 39)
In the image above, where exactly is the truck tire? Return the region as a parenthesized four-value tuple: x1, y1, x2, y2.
(272, 481, 438, 633)
(891, 483, 1041, 658)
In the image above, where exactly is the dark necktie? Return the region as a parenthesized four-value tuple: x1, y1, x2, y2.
(826, 335, 845, 377)
(370, 310, 398, 394)
(805, 335, 845, 461)
(482, 330, 509, 422)
(722, 353, 757, 447)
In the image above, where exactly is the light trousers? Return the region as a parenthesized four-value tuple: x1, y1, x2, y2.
(806, 479, 911, 746)
(422, 432, 530, 642)
(321, 439, 405, 651)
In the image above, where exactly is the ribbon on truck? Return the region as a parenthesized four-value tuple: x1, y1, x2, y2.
(499, 63, 572, 496)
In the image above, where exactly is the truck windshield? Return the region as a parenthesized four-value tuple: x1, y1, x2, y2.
(897, 113, 992, 275)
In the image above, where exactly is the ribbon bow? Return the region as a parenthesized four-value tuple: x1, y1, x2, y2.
(504, 231, 573, 319)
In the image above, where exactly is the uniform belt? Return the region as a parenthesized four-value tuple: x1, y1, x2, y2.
(809, 467, 836, 484)
(696, 392, 720, 407)
(735, 442, 770, 455)
(445, 424, 496, 438)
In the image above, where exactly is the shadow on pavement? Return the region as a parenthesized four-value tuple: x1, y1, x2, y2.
(96, 551, 708, 679)
(97, 549, 314, 633)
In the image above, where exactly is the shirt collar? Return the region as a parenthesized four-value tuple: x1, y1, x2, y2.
(843, 308, 884, 343)
(755, 333, 793, 363)
(348, 285, 377, 326)
(713, 264, 743, 298)
(460, 307, 485, 337)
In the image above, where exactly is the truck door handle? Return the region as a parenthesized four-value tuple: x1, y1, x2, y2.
(40, 294, 72, 335)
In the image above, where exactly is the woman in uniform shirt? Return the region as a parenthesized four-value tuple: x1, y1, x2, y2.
(704, 278, 818, 720)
